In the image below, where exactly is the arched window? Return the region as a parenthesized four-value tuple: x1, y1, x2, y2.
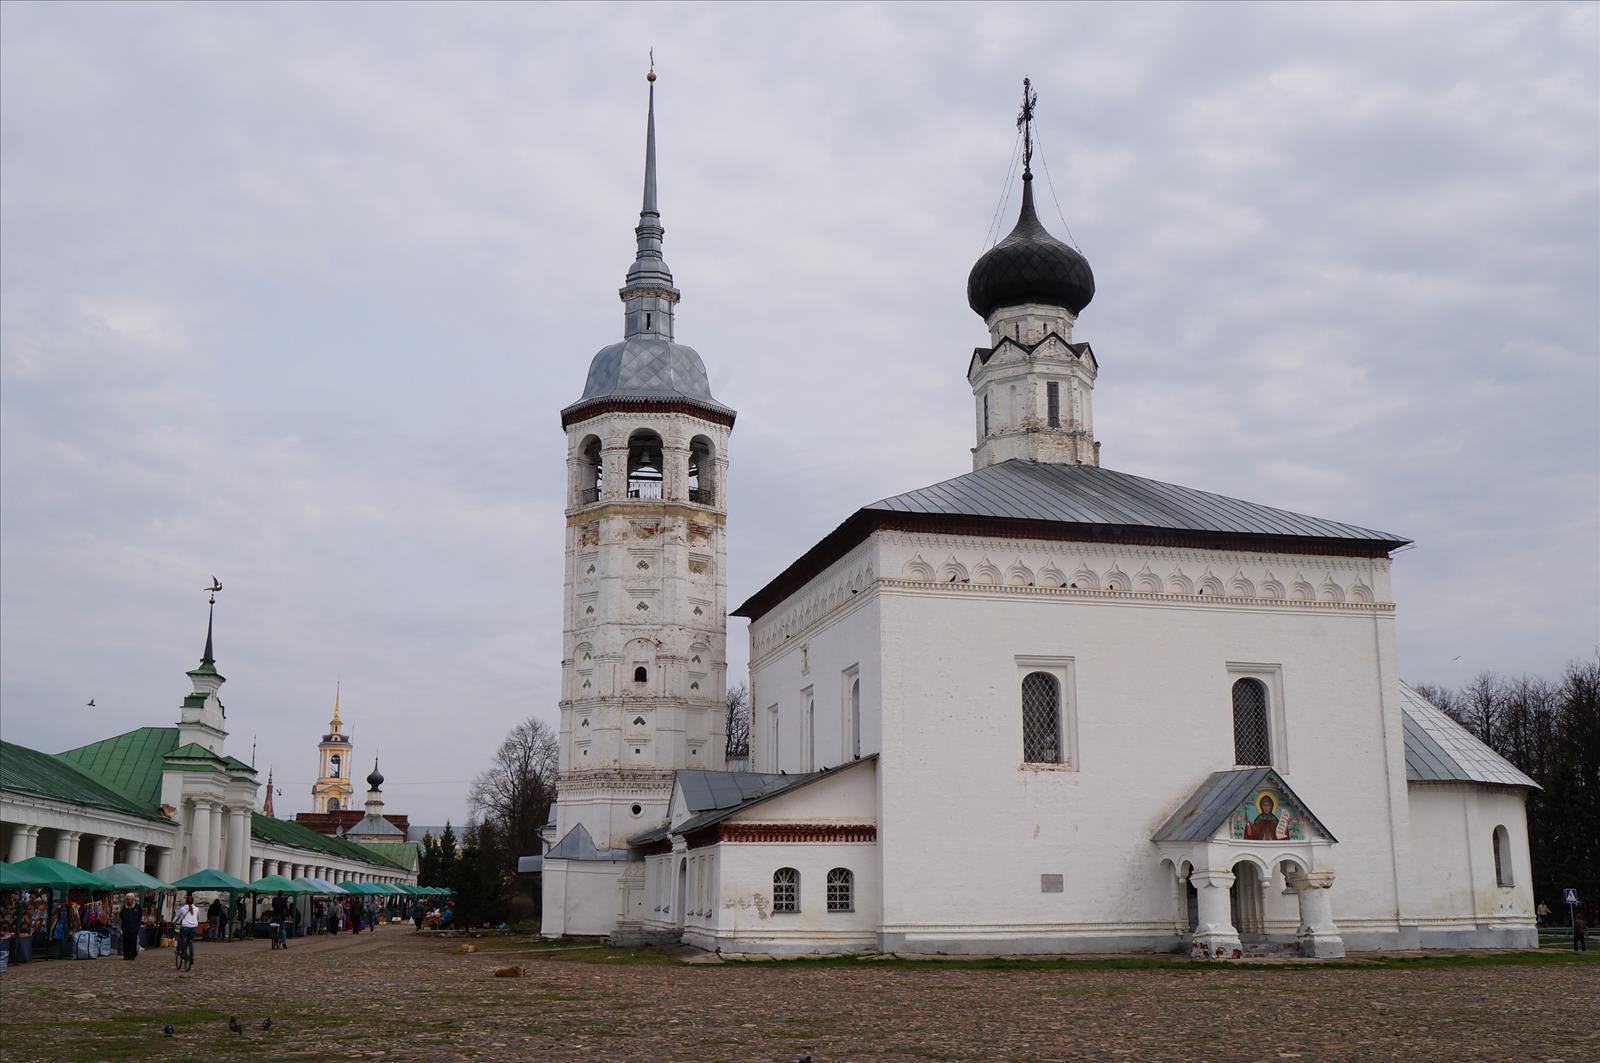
(688, 436, 715, 505)
(1492, 825, 1513, 887)
(772, 867, 799, 913)
(1021, 672, 1061, 763)
(577, 434, 603, 504)
(330, 754, 342, 778)
(1046, 381, 1061, 428)
(633, 666, 648, 684)
(1232, 679, 1270, 766)
(826, 867, 854, 912)
(626, 430, 664, 499)
(327, 798, 340, 812)
(849, 678, 861, 760)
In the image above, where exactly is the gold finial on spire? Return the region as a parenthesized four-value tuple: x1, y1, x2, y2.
(647, 48, 655, 82)
(331, 681, 342, 729)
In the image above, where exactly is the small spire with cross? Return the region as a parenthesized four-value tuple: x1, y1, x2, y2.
(1017, 77, 1038, 179)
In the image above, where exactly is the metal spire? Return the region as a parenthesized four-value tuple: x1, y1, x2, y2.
(201, 576, 221, 667)
(643, 52, 658, 215)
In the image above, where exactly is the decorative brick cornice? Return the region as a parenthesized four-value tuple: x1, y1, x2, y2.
(717, 823, 877, 844)
(562, 398, 735, 430)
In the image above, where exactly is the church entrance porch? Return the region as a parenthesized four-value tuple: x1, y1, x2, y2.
(1155, 768, 1345, 960)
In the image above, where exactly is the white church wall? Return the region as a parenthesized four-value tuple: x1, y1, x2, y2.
(861, 530, 1413, 953)
(748, 541, 882, 775)
(541, 859, 630, 937)
(1405, 783, 1536, 948)
(693, 839, 880, 954)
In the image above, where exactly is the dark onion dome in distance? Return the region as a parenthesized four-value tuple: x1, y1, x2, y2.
(366, 759, 384, 790)
(967, 174, 1094, 320)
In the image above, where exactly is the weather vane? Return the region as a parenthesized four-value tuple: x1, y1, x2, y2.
(207, 575, 222, 606)
(1017, 76, 1038, 177)
(647, 48, 655, 83)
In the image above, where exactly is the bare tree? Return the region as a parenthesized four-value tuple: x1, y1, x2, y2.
(469, 716, 560, 868)
(725, 681, 751, 761)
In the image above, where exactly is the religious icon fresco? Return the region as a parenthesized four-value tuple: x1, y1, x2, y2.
(1229, 788, 1306, 841)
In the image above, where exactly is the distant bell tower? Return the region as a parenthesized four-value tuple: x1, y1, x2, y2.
(543, 64, 735, 940)
(311, 685, 355, 813)
(967, 78, 1101, 470)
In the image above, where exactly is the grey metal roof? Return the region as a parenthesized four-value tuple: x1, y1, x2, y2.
(868, 460, 1408, 547)
(1152, 767, 1337, 844)
(516, 855, 543, 874)
(671, 757, 878, 837)
(676, 770, 797, 814)
(564, 336, 733, 419)
(544, 823, 638, 863)
(344, 813, 405, 838)
(627, 824, 671, 847)
(1399, 683, 1538, 788)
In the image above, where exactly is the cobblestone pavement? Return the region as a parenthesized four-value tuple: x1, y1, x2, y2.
(1, 929, 1596, 1062)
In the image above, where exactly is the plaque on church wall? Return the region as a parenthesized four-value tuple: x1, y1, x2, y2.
(1040, 874, 1064, 893)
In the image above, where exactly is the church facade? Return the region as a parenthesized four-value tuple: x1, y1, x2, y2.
(541, 78, 1537, 957)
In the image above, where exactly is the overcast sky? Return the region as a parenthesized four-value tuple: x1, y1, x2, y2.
(2, 2, 1596, 826)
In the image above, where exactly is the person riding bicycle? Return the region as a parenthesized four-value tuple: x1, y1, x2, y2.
(175, 893, 200, 970)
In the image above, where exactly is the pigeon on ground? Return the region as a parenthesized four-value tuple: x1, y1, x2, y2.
(161, 1025, 174, 1038)
(228, 1016, 243, 1035)
(260, 1017, 273, 1031)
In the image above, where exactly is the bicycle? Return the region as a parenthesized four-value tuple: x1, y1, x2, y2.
(175, 928, 195, 972)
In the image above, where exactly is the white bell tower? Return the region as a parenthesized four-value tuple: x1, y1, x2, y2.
(542, 67, 734, 940)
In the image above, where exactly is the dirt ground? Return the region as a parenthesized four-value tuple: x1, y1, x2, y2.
(1, 927, 1596, 1062)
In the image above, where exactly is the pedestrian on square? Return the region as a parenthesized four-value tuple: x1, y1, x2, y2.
(119, 894, 142, 960)
(412, 900, 425, 930)
(270, 891, 289, 949)
(1575, 913, 1587, 952)
(175, 893, 200, 967)
(1537, 901, 1551, 926)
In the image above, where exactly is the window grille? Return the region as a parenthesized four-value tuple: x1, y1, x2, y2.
(1021, 672, 1061, 763)
(1232, 678, 1270, 765)
(983, 393, 990, 436)
(1047, 381, 1061, 427)
(826, 867, 853, 912)
(772, 867, 799, 913)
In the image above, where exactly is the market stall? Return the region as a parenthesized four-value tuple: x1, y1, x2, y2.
(0, 857, 116, 965)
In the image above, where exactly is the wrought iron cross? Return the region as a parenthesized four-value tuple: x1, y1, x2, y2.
(1017, 77, 1038, 177)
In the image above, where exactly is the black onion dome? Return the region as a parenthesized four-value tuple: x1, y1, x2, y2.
(967, 175, 1094, 319)
(366, 760, 384, 789)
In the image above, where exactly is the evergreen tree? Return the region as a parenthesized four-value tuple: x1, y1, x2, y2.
(418, 832, 442, 887)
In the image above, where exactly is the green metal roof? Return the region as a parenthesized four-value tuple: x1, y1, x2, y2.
(0, 740, 170, 823)
(165, 741, 226, 762)
(56, 727, 181, 810)
(250, 813, 409, 871)
(355, 841, 420, 872)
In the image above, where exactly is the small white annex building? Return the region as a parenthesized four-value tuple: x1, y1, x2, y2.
(541, 77, 1538, 957)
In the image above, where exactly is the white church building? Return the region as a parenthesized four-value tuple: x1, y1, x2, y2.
(539, 76, 1538, 958)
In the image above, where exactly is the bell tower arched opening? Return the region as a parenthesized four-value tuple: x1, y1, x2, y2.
(627, 430, 664, 499)
(688, 435, 715, 505)
(577, 434, 603, 504)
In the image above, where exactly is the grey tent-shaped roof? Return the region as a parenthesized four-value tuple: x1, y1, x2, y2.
(545, 823, 636, 863)
(1152, 767, 1337, 844)
(1399, 683, 1538, 788)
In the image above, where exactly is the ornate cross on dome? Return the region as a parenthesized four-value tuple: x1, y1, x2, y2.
(1017, 77, 1038, 178)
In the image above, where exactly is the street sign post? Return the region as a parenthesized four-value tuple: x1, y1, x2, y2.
(1564, 887, 1580, 939)
(1564, 888, 1580, 905)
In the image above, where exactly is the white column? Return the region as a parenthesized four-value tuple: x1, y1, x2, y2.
(210, 806, 224, 874)
(125, 841, 148, 872)
(91, 835, 116, 871)
(155, 847, 173, 882)
(7, 825, 32, 862)
(21, 826, 41, 859)
(190, 801, 213, 872)
(249, 857, 262, 881)
(54, 830, 81, 863)
(228, 808, 248, 879)
(1189, 869, 1242, 959)
(1290, 871, 1345, 958)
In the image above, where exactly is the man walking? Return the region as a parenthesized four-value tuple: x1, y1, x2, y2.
(119, 893, 142, 960)
(1575, 913, 1587, 952)
(271, 891, 290, 949)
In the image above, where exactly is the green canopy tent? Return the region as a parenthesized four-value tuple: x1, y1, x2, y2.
(96, 863, 170, 893)
(169, 868, 251, 892)
(2, 856, 115, 892)
(169, 868, 251, 943)
(246, 874, 303, 894)
(1, 857, 117, 959)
